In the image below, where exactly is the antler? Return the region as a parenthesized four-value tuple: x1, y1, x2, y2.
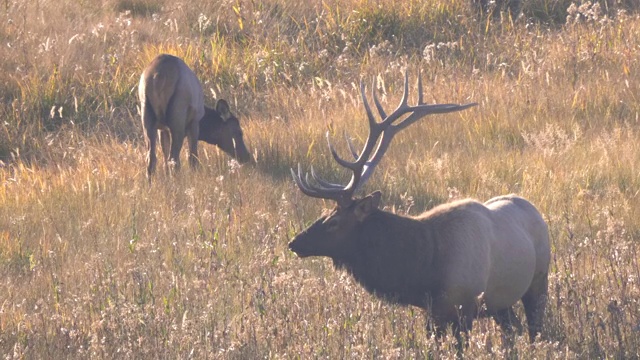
(292, 71, 477, 207)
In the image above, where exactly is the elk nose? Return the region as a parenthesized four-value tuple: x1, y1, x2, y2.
(233, 140, 252, 163)
(288, 241, 300, 254)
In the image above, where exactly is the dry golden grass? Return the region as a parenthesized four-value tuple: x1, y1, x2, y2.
(1, 0, 640, 358)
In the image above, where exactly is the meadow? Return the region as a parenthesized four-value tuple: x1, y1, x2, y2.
(1, 0, 640, 358)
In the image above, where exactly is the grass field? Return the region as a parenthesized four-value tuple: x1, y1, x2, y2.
(1, 0, 640, 358)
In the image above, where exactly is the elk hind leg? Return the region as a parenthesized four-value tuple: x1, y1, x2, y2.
(145, 130, 158, 180)
(159, 129, 171, 175)
(522, 272, 549, 342)
(492, 307, 523, 350)
(493, 307, 523, 335)
(142, 107, 158, 180)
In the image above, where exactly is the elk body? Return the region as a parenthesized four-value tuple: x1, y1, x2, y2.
(289, 73, 550, 350)
(139, 54, 251, 179)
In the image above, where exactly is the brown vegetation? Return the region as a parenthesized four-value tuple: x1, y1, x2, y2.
(0, 0, 639, 358)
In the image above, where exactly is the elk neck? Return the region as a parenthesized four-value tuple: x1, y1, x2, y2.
(198, 106, 223, 143)
(332, 209, 443, 308)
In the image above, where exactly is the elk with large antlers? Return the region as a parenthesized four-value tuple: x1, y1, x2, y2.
(289, 72, 550, 351)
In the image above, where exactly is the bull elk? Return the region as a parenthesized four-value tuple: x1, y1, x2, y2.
(289, 72, 550, 351)
(139, 54, 251, 180)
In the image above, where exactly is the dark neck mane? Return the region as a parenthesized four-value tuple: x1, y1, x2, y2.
(332, 210, 440, 308)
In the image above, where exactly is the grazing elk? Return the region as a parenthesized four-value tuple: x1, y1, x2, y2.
(474, 0, 523, 18)
(289, 72, 550, 351)
(139, 54, 251, 180)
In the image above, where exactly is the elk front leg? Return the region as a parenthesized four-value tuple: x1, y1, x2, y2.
(145, 129, 157, 180)
(186, 119, 200, 169)
(142, 103, 158, 181)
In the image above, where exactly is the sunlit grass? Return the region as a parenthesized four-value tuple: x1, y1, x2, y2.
(1, 0, 640, 358)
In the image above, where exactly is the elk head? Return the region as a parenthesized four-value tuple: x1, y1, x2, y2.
(199, 99, 252, 163)
(289, 72, 477, 257)
(289, 191, 382, 258)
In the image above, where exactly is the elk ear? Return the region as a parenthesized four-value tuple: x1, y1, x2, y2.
(215, 99, 231, 121)
(354, 191, 381, 221)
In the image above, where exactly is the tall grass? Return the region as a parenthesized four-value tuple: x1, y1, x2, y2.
(1, 0, 640, 358)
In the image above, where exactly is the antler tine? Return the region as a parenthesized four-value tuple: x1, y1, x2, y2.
(345, 132, 359, 160)
(372, 77, 387, 120)
(290, 164, 321, 198)
(291, 164, 344, 201)
(377, 71, 414, 127)
(360, 80, 379, 131)
(417, 71, 423, 105)
(355, 80, 387, 166)
(327, 132, 358, 170)
(394, 102, 478, 131)
(399, 70, 410, 109)
(310, 165, 344, 190)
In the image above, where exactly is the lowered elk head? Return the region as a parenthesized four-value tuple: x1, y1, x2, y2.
(289, 72, 476, 257)
(200, 99, 252, 163)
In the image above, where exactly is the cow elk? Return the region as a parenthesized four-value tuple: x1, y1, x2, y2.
(289, 72, 550, 352)
(474, 0, 523, 18)
(139, 54, 251, 180)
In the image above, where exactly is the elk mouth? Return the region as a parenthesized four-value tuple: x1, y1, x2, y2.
(232, 139, 252, 164)
(235, 149, 252, 164)
(288, 240, 312, 258)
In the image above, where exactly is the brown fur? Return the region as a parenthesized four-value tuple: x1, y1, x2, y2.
(290, 192, 550, 347)
(138, 54, 251, 180)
